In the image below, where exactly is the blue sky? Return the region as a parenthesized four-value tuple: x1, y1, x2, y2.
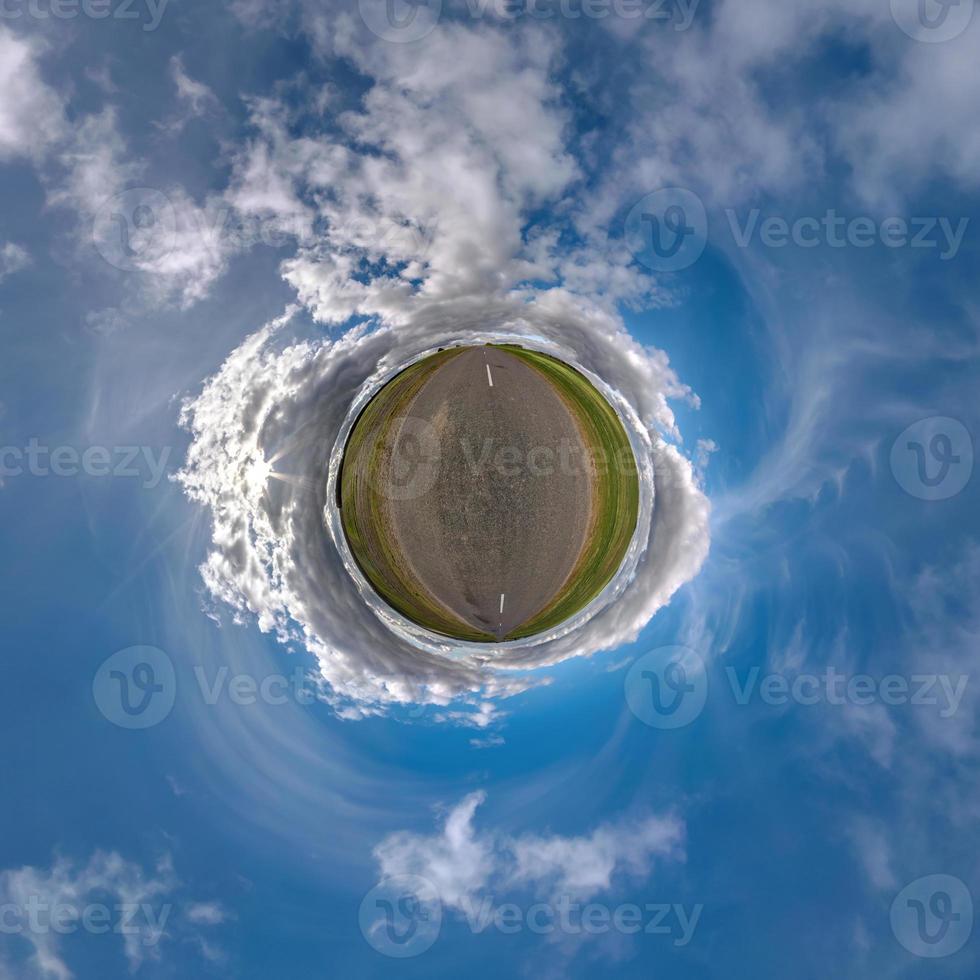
(1, 1, 979, 977)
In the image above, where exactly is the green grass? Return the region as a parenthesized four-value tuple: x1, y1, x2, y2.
(493, 345, 639, 640)
(339, 349, 496, 642)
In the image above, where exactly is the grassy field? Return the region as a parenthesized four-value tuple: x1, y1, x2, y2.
(338, 348, 496, 642)
(494, 345, 639, 640)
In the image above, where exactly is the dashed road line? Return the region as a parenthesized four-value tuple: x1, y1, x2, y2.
(486, 364, 494, 388)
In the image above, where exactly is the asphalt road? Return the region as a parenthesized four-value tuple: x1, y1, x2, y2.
(382, 346, 594, 639)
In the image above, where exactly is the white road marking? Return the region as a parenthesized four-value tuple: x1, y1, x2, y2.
(486, 364, 494, 388)
(499, 593, 505, 614)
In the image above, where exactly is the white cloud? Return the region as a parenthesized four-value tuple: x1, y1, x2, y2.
(48, 108, 142, 221)
(834, 23, 980, 207)
(134, 189, 242, 309)
(374, 791, 685, 909)
(0, 242, 30, 283)
(157, 55, 220, 134)
(0, 852, 228, 980)
(579, 0, 980, 236)
(506, 812, 686, 901)
(229, 0, 292, 29)
(84, 307, 130, 337)
(470, 734, 506, 749)
(0, 29, 236, 310)
(903, 544, 980, 760)
(375, 792, 497, 909)
(170, 55, 218, 118)
(50, 110, 236, 308)
(220, 22, 629, 323)
(0, 852, 175, 980)
(184, 902, 229, 926)
(847, 818, 897, 892)
(0, 29, 65, 161)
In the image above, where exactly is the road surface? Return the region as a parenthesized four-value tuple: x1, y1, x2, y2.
(381, 346, 594, 639)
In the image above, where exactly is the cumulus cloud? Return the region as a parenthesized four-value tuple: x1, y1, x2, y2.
(222, 21, 664, 318)
(375, 792, 497, 909)
(373, 791, 685, 908)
